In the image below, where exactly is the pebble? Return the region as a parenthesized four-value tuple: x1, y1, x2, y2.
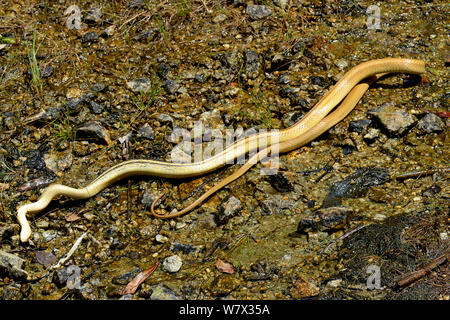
(216, 196, 242, 224)
(0, 250, 28, 279)
(137, 123, 155, 140)
(349, 119, 372, 133)
(155, 234, 169, 243)
(42, 230, 58, 242)
(368, 103, 417, 135)
(297, 206, 354, 233)
(76, 121, 111, 145)
(417, 113, 445, 133)
(162, 255, 182, 273)
(213, 14, 227, 23)
(126, 78, 150, 93)
(84, 6, 102, 24)
(81, 31, 99, 43)
(246, 5, 272, 20)
(150, 284, 179, 300)
(164, 79, 179, 94)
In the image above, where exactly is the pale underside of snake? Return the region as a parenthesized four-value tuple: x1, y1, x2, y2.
(17, 58, 425, 242)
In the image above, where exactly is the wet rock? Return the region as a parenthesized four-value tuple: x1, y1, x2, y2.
(0, 250, 28, 279)
(84, 7, 102, 24)
(416, 113, 444, 133)
(137, 123, 155, 140)
(170, 242, 197, 255)
(209, 274, 240, 297)
(44, 150, 73, 173)
(156, 63, 171, 78)
(126, 78, 150, 93)
(76, 121, 111, 145)
(266, 172, 294, 192)
(349, 119, 372, 133)
(297, 206, 353, 233)
(53, 265, 79, 287)
(162, 255, 182, 273)
(290, 274, 320, 299)
(150, 284, 180, 300)
(246, 5, 272, 20)
(310, 75, 327, 87)
(112, 267, 142, 285)
(24, 149, 47, 171)
(216, 196, 241, 224)
(323, 167, 390, 207)
(368, 103, 417, 135)
(261, 197, 296, 215)
(81, 31, 99, 43)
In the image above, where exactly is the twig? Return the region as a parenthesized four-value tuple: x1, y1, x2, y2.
(394, 167, 450, 180)
(319, 223, 366, 255)
(51, 232, 88, 269)
(397, 253, 449, 288)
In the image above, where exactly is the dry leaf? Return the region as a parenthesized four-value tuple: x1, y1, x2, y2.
(35, 250, 58, 267)
(216, 258, 235, 274)
(65, 212, 82, 222)
(122, 260, 160, 295)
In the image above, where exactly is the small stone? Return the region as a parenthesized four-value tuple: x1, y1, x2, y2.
(373, 213, 386, 221)
(440, 232, 448, 241)
(170, 242, 197, 255)
(417, 113, 445, 133)
(327, 279, 343, 288)
(76, 121, 111, 145)
(81, 31, 99, 43)
(155, 234, 169, 243)
(216, 196, 241, 224)
(156, 113, 174, 125)
(101, 25, 116, 38)
(335, 59, 348, 70)
(134, 28, 158, 41)
(162, 255, 182, 273)
(84, 7, 102, 24)
(163, 79, 179, 94)
(213, 14, 227, 23)
(0, 250, 28, 279)
(246, 5, 272, 20)
(42, 230, 57, 242)
(53, 265, 78, 287)
(137, 123, 155, 140)
(363, 128, 380, 140)
(349, 119, 372, 133)
(89, 101, 104, 114)
(368, 103, 417, 135)
(150, 284, 179, 300)
(126, 78, 150, 93)
(290, 275, 320, 299)
(297, 206, 353, 233)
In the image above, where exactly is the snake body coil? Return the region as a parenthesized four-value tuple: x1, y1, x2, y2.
(17, 58, 425, 242)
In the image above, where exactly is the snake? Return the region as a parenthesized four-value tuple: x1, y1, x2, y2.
(17, 58, 425, 242)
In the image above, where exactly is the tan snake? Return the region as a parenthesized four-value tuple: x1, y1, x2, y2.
(17, 58, 425, 242)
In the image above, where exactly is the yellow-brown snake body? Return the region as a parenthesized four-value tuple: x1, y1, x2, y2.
(17, 58, 425, 242)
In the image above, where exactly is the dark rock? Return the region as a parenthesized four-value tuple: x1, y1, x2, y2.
(310, 75, 327, 87)
(53, 265, 79, 287)
(267, 172, 294, 192)
(297, 206, 353, 233)
(417, 113, 445, 133)
(164, 79, 179, 94)
(24, 149, 47, 171)
(170, 242, 197, 255)
(323, 167, 390, 207)
(91, 82, 107, 92)
(35, 250, 57, 267)
(76, 121, 111, 145)
(349, 119, 372, 133)
(244, 50, 261, 80)
(246, 5, 272, 20)
(89, 101, 104, 114)
(39, 65, 53, 78)
(112, 267, 142, 285)
(157, 63, 171, 78)
(81, 31, 99, 43)
(216, 196, 241, 224)
(135, 28, 159, 42)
